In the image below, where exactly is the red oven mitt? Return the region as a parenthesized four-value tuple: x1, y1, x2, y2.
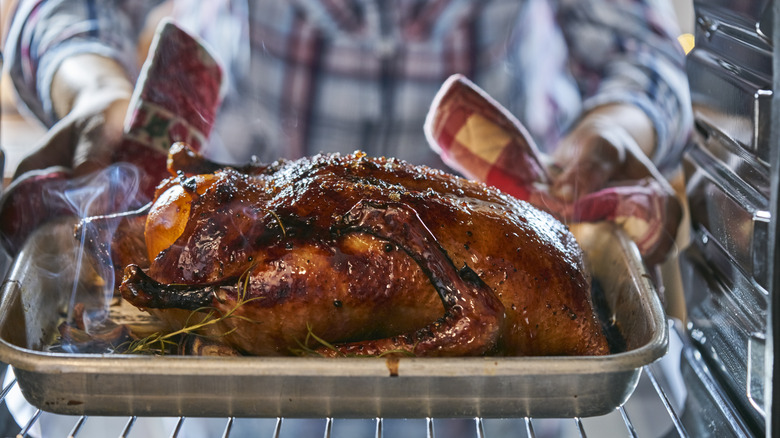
(425, 74, 681, 265)
(0, 21, 223, 254)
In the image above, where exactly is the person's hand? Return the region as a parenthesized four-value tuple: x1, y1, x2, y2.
(425, 76, 683, 265)
(15, 92, 131, 178)
(0, 54, 135, 254)
(14, 55, 133, 178)
(548, 103, 659, 200)
(0, 88, 131, 253)
(547, 103, 682, 265)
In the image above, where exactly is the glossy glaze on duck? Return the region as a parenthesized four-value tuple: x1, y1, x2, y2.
(118, 144, 609, 357)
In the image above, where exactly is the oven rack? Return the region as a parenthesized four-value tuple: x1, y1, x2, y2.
(0, 322, 754, 438)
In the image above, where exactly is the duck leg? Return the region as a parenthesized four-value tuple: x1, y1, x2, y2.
(321, 200, 506, 357)
(120, 265, 220, 311)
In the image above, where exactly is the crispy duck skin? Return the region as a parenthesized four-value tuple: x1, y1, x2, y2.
(117, 144, 609, 357)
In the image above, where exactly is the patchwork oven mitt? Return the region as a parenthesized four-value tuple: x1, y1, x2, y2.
(425, 74, 681, 265)
(0, 20, 223, 254)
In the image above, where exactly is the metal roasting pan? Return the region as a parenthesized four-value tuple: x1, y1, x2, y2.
(0, 219, 667, 418)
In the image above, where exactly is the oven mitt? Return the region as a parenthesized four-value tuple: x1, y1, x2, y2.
(118, 19, 223, 196)
(0, 20, 223, 254)
(425, 74, 681, 265)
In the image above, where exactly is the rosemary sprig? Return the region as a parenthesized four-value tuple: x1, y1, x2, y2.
(289, 323, 334, 356)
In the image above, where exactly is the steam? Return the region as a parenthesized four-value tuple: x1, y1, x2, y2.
(54, 163, 145, 350)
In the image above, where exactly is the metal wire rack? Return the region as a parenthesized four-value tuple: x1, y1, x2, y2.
(0, 322, 730, 438)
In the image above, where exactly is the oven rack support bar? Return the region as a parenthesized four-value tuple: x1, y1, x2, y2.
(645, 364, 687, 436)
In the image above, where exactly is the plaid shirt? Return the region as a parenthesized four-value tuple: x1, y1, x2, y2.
(4, 0, 691, 170)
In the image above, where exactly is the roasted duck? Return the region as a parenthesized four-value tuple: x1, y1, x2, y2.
(96, 143, 609, 357)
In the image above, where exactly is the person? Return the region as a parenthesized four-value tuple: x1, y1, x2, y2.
(3, 0, 691, 190)
(1, 0, 692, 266)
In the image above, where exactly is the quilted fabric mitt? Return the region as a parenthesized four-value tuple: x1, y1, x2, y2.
(425, 74, 681, 265)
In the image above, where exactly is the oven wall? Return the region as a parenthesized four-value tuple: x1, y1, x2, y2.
(680, 0, 773, 435)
